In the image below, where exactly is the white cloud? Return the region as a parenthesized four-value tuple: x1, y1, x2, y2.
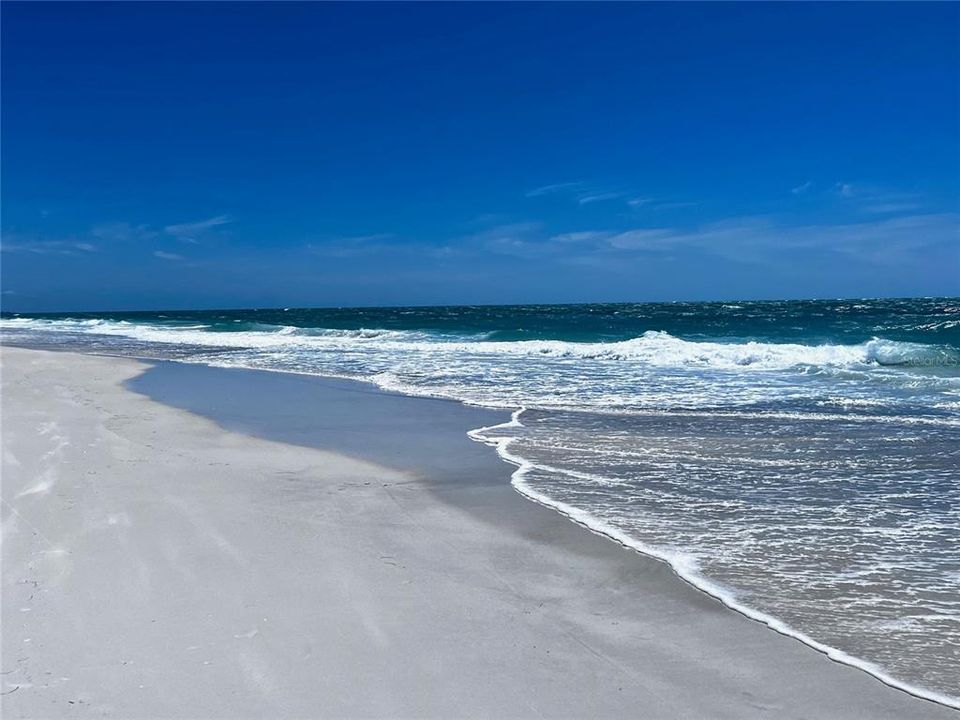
(525, 182, 585, 198)
(834, 182, 856, 198)
(164, 214, 233, 242)
(547, 231, 613, 244)
(791, 181, 814, 195)
(527, 182, 629, 206)
(601, 213, 959, 267)
(1, 236, 98, 255)
(91, 222, 157, 242)
(153, 250, 184, 261)
(452, 222, 550, 258)
(528, 183, 695, 211)
(306, 233, 395, 257)
(578, 192, 626, 205)
(627, 196, 697, 211)
(829, 183, 927, 216)
(606, 228, 680, 251)
(461, 212, 956, 271)
(863, 202, 922, 214)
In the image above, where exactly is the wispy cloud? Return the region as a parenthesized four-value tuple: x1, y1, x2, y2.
(527, 181, 631, 206)
(578, 192, 627, 205)
(600, 213, 958, 266)
(528, 178, 703, 213)
(527, 181, 696, 212)
(306, 233, 396, 257)
(547, 230, 613, 244)
(627, 197, 698, 212)
(91, 222, 157, 243)
(5, 215, 231, 266)
(605, 227, 681, 251)
(164, 214, 233, 242)
(305, 232, 469, 262)
(525, 182, 586, 198)
(467, 222, 546, 258)
(153, 250, 184, 261)
(834, 182, 856, 198)
(794, 180, 929, 216)
(1, 236, 98, 255)
(863, 202, 922, 214)
(831, 181, 920, 204)
(462, 211, 957, 271)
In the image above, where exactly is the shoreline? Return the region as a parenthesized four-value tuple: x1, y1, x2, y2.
(3, 346, 956, 718)
(471, 411, 960, 711)
(11, 340, 957, 708)
(121, 352, 960, 713)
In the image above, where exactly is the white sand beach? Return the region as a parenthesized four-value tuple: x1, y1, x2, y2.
(2, 347, 955, 719)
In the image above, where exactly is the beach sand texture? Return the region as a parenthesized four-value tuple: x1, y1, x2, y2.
(1, 347, 954, 719)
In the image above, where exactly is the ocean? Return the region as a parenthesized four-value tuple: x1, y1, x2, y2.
(3, 297, 958, 704)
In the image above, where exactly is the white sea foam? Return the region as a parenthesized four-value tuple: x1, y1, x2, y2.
(4, 317, 957, 369)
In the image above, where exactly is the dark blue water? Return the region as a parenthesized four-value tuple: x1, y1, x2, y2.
(5, 297, 959, 346)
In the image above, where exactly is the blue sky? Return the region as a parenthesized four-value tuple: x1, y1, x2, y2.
(2, 2, 958, 311)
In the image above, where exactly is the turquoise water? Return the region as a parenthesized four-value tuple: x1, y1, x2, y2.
(5, 297, 960, 345)
(3, 297, 959, 703)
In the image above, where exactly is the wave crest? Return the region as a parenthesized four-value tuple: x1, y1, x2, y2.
(2, 319, 957, 371)
(452, 332, 959, 370)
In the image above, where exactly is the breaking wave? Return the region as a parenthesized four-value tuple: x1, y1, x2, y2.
(3, 318, 956, 371)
